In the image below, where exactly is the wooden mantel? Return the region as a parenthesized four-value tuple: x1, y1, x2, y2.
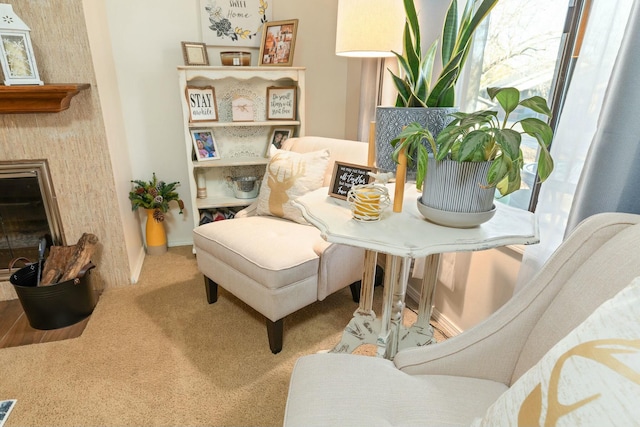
(0, 83, 90, 114)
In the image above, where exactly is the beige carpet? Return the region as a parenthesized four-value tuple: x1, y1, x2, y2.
(0, 246, 444, 426)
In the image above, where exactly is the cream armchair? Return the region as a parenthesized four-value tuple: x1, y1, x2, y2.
(284, 212, 640, 426)
(193, 136, 370, 354)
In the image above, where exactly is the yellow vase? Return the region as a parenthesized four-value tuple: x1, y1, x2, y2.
(145, 209, 167, 255)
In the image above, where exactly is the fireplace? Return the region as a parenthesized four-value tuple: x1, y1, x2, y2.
(0, 160, 64, 282)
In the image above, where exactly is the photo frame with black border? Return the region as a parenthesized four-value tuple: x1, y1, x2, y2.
(190, 129, 221, 161)
(258, 19, 298, 66)
(328, 162, 375, 200)
(181, 41, 209, 66)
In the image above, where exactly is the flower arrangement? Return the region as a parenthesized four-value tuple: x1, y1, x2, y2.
(129, 173, 184, 222)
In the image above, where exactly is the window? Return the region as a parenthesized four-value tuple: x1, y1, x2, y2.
(459, 0, 581, 211)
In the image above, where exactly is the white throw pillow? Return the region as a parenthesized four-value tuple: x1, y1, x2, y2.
(256, 149, 330, 224)
(472, 276, 640, 427)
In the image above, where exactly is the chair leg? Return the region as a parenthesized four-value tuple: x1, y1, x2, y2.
(266, 318, 283, 354)
(204, 276, 218, 304)
(349, 281, 361, 303)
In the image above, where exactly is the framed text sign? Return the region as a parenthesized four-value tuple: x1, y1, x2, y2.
(266, 86, 296, 120)
(328, 162, 375, 200)
(200, 0, 272, 47)
(186, 86, 218, 122)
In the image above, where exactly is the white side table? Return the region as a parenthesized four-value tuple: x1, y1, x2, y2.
(293, 183, 539, 359)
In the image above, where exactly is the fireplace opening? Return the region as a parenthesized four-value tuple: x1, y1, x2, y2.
(0, 161, 64, 282)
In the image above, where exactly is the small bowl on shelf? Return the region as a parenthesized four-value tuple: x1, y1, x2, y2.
(220, 51, 251, 66)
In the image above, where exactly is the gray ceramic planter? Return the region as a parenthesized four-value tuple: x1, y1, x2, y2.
(419, 157, 496, 227)
(375, 106, 457, 176)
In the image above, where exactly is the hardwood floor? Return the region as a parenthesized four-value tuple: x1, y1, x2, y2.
(0, 298, 89, 349)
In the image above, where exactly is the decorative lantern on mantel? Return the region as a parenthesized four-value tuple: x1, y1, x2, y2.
(0, 4, 43, 86)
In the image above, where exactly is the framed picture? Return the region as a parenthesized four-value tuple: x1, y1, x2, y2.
(200, 0, 272, 47)
(232, 95, 254, 122)
(181, 41, 209, 66)
(266, 86, 297, 120)
(270, 127, 294, 149)
(328, 162, 375, 200)
(185, 86, 218, 122)
(0, 32, 43, 86)
(190, 129, 220, 161)
(258, 19, 298, 66)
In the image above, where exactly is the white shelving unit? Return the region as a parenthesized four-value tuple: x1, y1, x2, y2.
(177, 66, 306, 227)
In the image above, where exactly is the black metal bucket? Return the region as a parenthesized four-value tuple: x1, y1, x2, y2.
(10, 262, 97, 330)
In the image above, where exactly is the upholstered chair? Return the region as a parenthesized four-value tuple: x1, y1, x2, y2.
(193, 136, 370, 354)
(284, 212, 640, 426)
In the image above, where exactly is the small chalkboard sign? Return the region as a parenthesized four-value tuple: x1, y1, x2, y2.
(328, 162, 375, 200)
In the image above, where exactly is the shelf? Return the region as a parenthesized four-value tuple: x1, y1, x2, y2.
(196, 195, 256, 210)
(189, 120, 300, 128)
(0, 83, 90, 113)
(193, 157, 269, 168)
(179, 66, 305, 227)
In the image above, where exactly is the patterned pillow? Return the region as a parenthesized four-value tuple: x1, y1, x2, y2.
(256, 149, 330, 224)
(471, 276, 640, 427)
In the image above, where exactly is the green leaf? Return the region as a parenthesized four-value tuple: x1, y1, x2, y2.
(427, 64, 460, 107)
(458, 130, 492, 161)
(520, 96, 552, 117)
(536, 146, 555, 182)
(487, 155, 510, 187)
(520, 117, 553, 147)
(415, 144, 429, 188)
(441, 0, 458, 66)
(489, 87, 520, 117)
(403, 0, 420, 53)
(493, 128, 521, 160)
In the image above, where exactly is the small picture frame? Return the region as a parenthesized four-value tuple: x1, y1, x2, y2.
(190, 129, 221, 161)
(0, 32, 43, 86)
(258, 19, 298, 66)
(270, 127, 294, 149)
(232, 95, 254, 122)
(181, 41, 209, 66)
(266, 86, 297, 120)
(328, 162, 375, 200)
(186, 86, 218, 122)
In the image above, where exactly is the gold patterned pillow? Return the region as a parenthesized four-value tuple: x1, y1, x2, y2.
(472, 277, 640, 427)
(256, 149, 330, 224)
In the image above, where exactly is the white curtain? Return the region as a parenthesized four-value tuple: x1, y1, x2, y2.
(515, 0, 637, 291)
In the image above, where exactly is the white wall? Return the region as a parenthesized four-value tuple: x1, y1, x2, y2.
(104, 0, 351, 247)
(83, 0, 145, 283)
(101, 0, 520, 332)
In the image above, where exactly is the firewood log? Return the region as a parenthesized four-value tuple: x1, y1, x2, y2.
(59, 233, 99, 282)
(39, 233, 99, 286)
(39, 245, 76, 286)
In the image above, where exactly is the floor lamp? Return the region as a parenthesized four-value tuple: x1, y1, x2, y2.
(335, 0, 404, 326)
(335, 0, 404, 160)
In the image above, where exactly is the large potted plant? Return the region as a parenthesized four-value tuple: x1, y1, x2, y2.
(129, 173, 184, 255)
(392, 87, 554, 227)
(375, 0, 499, 173)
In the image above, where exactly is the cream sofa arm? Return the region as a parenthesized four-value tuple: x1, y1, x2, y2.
(393, 297, 539, 385)
(395, 212, 640, 385)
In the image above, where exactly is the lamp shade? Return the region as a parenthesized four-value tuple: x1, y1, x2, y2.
(335, 0, 405, 57)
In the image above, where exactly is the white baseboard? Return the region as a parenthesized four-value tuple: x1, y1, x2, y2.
(407, 279, 462, 338)
(129, 246, 146, 284)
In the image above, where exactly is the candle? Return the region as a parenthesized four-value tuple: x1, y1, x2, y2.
(354, 188, 381, 220)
